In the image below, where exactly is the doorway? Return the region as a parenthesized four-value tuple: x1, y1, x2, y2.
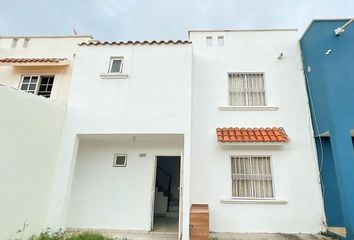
(152, 156, 181, 233)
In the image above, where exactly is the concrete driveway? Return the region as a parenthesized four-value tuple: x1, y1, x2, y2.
(210, 233, 334, 240)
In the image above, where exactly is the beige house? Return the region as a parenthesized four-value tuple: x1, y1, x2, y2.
(0, 35, 92, 102)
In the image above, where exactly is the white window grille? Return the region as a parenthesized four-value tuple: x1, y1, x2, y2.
(217, 36, 224, 46)
(206, 36, 212, 46)
(109, 57, 123, 73)
(20, 75, 54, 98)
(228, 73, 266, 106)
(231, 156, 274, 199)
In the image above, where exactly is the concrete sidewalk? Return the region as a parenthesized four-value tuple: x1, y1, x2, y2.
(210, 233, 334, 240)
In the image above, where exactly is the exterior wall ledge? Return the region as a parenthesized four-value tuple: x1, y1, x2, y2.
(218, 106, 278, 111)
(100, 73, 129, 79)
(221, 198, 288, 204)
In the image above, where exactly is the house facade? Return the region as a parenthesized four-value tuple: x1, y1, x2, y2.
(189, 30, 324, 234)
(0, 35, 90, 240)
(0, 35, 92, 102)
(301, 19, 354, 240)
(1, 30, 327, 240)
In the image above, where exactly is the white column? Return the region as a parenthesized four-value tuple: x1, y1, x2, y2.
(44, 128, 79, 229)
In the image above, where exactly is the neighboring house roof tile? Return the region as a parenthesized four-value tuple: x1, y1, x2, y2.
(216, 127, 289, 143)
(0, 58, 67, 63)
(79, 40, 191, 46)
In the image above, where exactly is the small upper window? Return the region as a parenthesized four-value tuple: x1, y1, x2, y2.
(23, 38, 30, 48)
(109, 57, 123, 73)
(113, 154, 127, 167)
(218, 36, 224, 46)
(206, 36, 212, 46)
(11, 38, 18, 48)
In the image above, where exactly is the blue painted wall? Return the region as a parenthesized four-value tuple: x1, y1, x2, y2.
(301, 19, 354, 239)
(315, 137, 344, 227)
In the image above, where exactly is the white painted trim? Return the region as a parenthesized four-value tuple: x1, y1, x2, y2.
(100, 73, 128, 79)
(221, 198, 287, 204)
(219, 106, 278, 111)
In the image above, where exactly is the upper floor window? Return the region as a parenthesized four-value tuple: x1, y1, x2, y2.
(228, 73, 266, 106)
(11, 38, 18, 48)
(109, 57, 124, 73)
(20, 75, 54, 98)
(217, 36, 224, 46)
(206, 36, 212, 46)
(231, 156, 274, 199)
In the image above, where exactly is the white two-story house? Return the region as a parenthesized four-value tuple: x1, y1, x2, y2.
(1, 30, 325, 240)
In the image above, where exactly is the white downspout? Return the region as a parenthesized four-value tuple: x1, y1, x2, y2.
(334, 18, 354, 36)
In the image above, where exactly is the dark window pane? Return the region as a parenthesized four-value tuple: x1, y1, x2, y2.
(22, 77, 30, 83)
(21, 84, 28, 90)
(31, 77, 38, 83)
(47, 85, 52, 91)
(48, 77, 54, 84)
(29, 84, 36, 90)
(110, 59, 122, 73)
(41, 77, 48, 84)
(114, 155, 126, 166)
(39, 85, 46, 91)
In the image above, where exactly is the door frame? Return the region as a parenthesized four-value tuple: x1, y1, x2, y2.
(150, 155, 182, 232)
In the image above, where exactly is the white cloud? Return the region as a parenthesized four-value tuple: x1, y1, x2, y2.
(0, 0, 353, 40)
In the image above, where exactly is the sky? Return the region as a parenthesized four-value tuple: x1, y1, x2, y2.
(1, 0, 354, 41)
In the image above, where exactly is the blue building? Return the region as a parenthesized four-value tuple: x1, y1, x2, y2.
(301, 19, 354, 240)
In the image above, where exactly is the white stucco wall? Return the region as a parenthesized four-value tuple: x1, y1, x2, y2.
(0, 36, 91, 102)
(67, 136, 183, 230)
(189, 30, 325, 233)
(0, 86, 66, 239)
(45, 43, 192, 238)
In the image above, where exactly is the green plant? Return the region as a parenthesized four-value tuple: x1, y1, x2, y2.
(209, 237, 219, 240)
(30, 229, 125, 240)
(9, 221, 28, 240)
(32, 228, 65, 240)
(65, 232, 115, 240)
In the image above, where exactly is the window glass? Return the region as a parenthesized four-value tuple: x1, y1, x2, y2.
(229, 73, 266, 106)
(231, 156, 274, 198)
(110, 59, 123, 73)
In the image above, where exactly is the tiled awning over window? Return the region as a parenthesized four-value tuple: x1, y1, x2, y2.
(0, 58, 69, 66)
(216, 127, 289, 143)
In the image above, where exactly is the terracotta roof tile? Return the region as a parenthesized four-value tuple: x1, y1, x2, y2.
(216, 127, 289, 143)
(0, 58, 66, 63)
(79, 40, 191, 46)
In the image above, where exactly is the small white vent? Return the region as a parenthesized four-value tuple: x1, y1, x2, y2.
(113, 154, 127, 167)
(139, 153, 147, 158)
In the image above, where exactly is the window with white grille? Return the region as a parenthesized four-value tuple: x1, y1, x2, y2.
(231, 156, 274, 199)
(228, 73, 266, 106)
(20, 75, 54, 98)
